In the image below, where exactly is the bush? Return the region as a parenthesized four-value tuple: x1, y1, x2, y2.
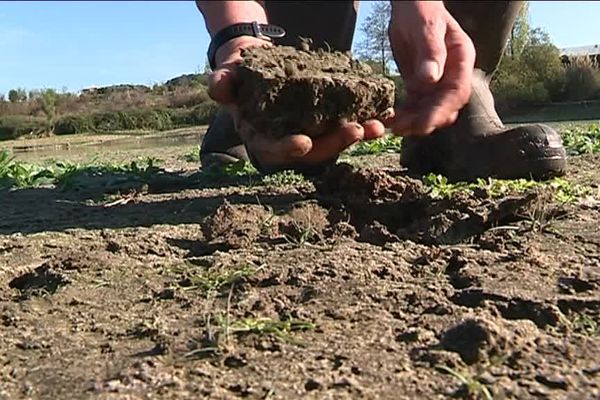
(0, 116, 48, 140)
(167, 87, 211, 108)
(188, 101, 219, 124)
(564, 56, 600, 101)
(492, 28, 565, 110)
(90, 109, 175, 132)
(54, 115, 94, 135)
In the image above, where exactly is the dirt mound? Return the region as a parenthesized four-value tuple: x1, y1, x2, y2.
(316, 163, 544, 246)
(236, 45, 395, 138)
(440, 317, 539, 365)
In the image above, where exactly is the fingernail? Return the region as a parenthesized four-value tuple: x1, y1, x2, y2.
(420, 60, 441, 82)
(291, 149, 306, 157)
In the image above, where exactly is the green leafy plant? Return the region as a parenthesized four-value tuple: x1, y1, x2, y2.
(560, 123, 600, 156)
(179, 146, 200, 162)
(423, 173, 594, 204)
(348, 134, 402, 156)
(261, 170, 306, 186)
(0, 149, 162, 189)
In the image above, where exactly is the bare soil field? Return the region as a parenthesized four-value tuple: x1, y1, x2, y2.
(0, 129, 599, 399)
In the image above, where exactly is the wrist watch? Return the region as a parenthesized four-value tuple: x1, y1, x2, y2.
(207, 21, 286, 70)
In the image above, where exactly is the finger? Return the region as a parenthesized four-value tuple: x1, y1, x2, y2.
(411, 90, 465, 135)
(390, 110, 417, 136)
(248, 133, 314, 166)
(363, 119, 386, 140)
(441, 21, 475, 109)
(405, 22, 475, 135)
(208, 65, 237, 104)
(299, 122, 365, 164)
(415, 20, 448, 87)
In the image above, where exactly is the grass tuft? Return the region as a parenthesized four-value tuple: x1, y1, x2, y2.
(173, 263, 261, 294)
(436, 365, 493, 400)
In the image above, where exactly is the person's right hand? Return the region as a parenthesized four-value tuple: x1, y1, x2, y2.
(386, 1, 476, 137)
(208, 37, 389, 171)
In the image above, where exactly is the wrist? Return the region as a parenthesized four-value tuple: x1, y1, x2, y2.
(392, 0, 445, 15)
(196, 0, 268, 36)
(214, 36, 273, 68)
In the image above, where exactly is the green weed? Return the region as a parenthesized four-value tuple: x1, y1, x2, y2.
(561, 123, 600, 155)
(423, 174, 474, 200)
(261, 170, 306, 186)
(0, 149, 162, 189)
(221, 160, 258, 177)
(283, 220, 319, 246)
(436, 365, 493, 400)
(179, 146, 200, 163)
(174, 263, 261, 294)
(348, 134, 402, 156)
(423, 173, 594, 204)
(562, 312, 600, 337)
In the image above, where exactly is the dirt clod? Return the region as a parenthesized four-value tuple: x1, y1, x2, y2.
(236, 45, 395, 138)
(201, 201, 269, 249)
(8, 265, 70, 297)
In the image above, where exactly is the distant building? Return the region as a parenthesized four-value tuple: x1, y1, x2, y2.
(560, 44, 600, 65)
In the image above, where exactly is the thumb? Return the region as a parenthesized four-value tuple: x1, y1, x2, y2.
(208, 65, 237, 105)
(415, 25, 447, 85)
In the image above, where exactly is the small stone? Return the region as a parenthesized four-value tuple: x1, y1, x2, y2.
(224, 355, 247, 369)
(304, 378, 322, 391)
(332, 377, 359, 389)
(155, 288, 175, 300)
(535, 373, 569, 390)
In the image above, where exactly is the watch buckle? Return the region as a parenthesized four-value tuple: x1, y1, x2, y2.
(251, 21, 269, 41)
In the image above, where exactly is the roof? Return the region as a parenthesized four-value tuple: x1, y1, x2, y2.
(560, 44, 600, 57)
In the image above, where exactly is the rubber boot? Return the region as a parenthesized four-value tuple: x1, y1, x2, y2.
(200, 1, 358, 173)
(400, 1, 567, 182)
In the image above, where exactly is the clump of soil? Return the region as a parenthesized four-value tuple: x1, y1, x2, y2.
(201, 201, 268, 249)
(440, 317, 538, 365)
(315, 163, 544, 246)
(236, 44, 395, 138)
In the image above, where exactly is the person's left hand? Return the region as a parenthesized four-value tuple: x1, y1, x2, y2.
(386, 1, 476, 136)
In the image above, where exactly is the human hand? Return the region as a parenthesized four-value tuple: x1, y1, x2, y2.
(387, 1, 476, 136)
(208, 37, 389, 172)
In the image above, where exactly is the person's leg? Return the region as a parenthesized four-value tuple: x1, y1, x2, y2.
(400, 1, 567, 181)
(200, 1, 358, 171)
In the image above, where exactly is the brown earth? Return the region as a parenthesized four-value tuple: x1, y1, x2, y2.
(0, 147, 599, 399)
(236, 45, 395, 138)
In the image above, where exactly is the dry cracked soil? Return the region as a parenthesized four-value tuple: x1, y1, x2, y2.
(0, 142, 599, 400)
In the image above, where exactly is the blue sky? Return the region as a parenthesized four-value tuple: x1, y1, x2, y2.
(0, 1, 599, 95)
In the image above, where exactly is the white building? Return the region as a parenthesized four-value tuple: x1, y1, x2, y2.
(559, 44, 600, 64)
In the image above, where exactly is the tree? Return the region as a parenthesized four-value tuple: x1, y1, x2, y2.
(8, 88, 26, 103)
(39, 89, 58, 128)
(493, 26, 565, 109)
(355, 1, 393, 76)
(506, 2, 530, 60)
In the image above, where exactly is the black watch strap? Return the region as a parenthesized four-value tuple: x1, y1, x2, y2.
(207, 22, 286, 70)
